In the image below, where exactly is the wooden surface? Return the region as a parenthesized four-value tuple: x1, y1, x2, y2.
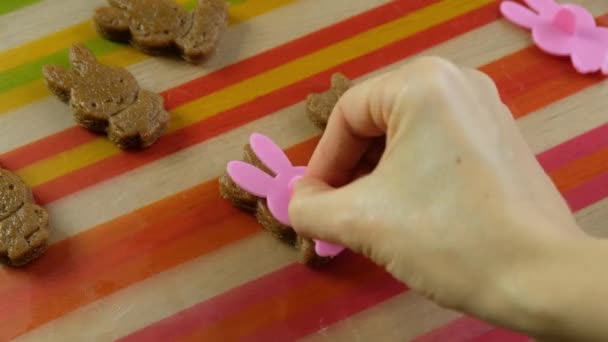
(1, 0, 607, 340)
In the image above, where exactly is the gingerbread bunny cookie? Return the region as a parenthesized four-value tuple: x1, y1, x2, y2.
(93, 0, 228, 63)
(305, 73, 351, 129)
(220, 133, 345, 266)
(0, 168, 50, 267)
(42, 44, 170, 149)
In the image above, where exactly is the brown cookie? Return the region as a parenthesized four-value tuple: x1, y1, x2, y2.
(219, 144, 329, 266)
(93, 0, 229, 63)
(0, 169, 50, 267)
(305, 73, 351, 129)
(42, 44, 170, 149)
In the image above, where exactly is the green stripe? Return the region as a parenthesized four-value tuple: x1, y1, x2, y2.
(0, 0, 249, 94)
(0, 0, 43, 16)
(0, 39, 122, 92)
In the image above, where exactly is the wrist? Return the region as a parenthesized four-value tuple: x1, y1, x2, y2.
(480, 234, 604, 340)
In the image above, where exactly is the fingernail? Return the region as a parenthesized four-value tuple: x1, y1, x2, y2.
(288, 176, 302, 198)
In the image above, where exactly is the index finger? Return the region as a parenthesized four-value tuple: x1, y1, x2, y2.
(306, 74, 390, 186)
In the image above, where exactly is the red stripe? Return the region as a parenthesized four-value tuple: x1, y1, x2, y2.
(411, 317, 493, 342)
(0, 0, 438, 171)
(563, 171, 608, 211)
(119, 253, 404, 341)
(30, 2, 501, 205)
(537, 122, 608, 174)
(242, 268, 404, 342)
(117, 262, 314, 341)
(471, 328, 530, 342)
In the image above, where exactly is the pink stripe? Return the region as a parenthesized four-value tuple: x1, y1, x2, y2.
(471, 328, 531, 342)
(563, 171, 608, 211)
(537, 122, 608, 173)
(117, 262, 314, 342)
(411, 317, 493, 342)
(243, 271, 405, 342)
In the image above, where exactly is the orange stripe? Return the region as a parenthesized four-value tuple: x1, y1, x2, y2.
(181, 256, 386, 342)
(0, 137, 319, 340)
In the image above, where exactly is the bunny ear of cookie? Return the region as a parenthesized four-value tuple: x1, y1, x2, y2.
(69, 44, 98, 75)
(41, 65, 75, 102)
(227, 161, 274, 198)
(94, 5, 130, 36)
(109, 0, 135, 10)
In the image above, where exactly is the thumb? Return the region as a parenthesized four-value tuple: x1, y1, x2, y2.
(289, 176, 359, 248)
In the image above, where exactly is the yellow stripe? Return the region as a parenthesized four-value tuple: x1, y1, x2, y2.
(17, 0, 494, 187)
(0, 0, 190, 73)
(0, 0, 293, 114)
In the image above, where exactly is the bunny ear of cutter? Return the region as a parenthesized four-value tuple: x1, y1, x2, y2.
(249, 133, 294, 175)
(500, 0, 608, 75)
(226, 133, 345, 259)
(226, 161, 274, 198)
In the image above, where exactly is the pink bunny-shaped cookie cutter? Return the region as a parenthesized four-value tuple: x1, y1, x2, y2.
(500, 0, 608, 75)
(226, 133, 345, 258)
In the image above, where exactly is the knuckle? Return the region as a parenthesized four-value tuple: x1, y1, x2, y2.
(400, 56, 465, 90)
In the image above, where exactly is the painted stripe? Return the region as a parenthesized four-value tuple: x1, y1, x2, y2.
(0, 0, 43, 15)
(563, 171, 608, 212)
(1, 101, 607, 340)
(9, 7, 608, 199)
(0, 0, 294, 114)
(549, 145, 608, 193)
(0, 180, 260, 340)
(471, 329, 530, 342)
(117, 254, 402, 342)
(0, 27, 537, 341)
(538, 122, 608, 174)
(0, 0, 191, 74)
(106, 127, 608, 341)
(6, 0, 500, 204)
(4, 1, 608, 340)
(0, 0, 390, 154)
(410, 317, 493, 342)
(13, 234, 296, 342)
(298, 292, 459, 342)
(2, 2, 604, 340)
(116, 260, 320, 342)
(238, 277, 403, 342)
(1, 0, 436, 169)
(479, 24, 608, 119)
(0, 136, 318, 340)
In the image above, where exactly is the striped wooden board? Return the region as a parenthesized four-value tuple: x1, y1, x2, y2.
(1, 0, 607, 340)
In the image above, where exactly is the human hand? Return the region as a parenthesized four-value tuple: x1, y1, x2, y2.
(289, 56, 588, 334)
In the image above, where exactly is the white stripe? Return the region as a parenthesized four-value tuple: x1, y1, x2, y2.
(0, 0, 107, 51)
(14, 234, 296, 341)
